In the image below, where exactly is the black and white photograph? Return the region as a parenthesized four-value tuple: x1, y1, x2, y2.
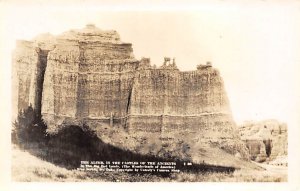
(0, 0, 300, 190)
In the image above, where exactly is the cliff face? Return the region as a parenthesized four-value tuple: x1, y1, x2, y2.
(38, 25, 139, 130)
(13, 25, 249, 162)
(13, 40, 39, 111)
(13, 34, 56, 117)
(127, 59, 249, 160)
(239, 120, 288, 164)
(129, 60, 232, 131)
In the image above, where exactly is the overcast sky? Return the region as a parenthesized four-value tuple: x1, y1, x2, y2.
(1, 0, 300, 125)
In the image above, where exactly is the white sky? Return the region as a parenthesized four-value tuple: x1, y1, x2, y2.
(1, 1, 300, 189)
(1, 0, 300, 125)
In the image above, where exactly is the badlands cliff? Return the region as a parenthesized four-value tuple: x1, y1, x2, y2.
(13, 25, 249, 162)
(239, 120, 287, 164)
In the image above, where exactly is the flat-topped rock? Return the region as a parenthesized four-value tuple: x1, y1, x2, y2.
(13, 25, 250, 164)
(57, 24, 123, 43)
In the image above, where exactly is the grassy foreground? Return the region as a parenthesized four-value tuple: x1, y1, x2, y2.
(12, 144, 286, 182)
(11, 107, 287, 182)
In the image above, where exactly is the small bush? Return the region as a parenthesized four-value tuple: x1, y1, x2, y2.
(46, 124, 100, 168)
(12, 106, 48, 145)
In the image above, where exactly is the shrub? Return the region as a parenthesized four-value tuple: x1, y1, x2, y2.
(12, 106, 48, 145)
(46, 124, 100, 168)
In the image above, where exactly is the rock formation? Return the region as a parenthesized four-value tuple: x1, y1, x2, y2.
(239, 120, 287, 164)
(13, 25, 250, 163)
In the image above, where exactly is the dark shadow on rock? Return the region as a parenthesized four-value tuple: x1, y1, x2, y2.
(13, 107, 235, 178)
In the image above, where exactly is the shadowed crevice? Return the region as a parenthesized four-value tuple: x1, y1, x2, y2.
(35, 49, 49, 119)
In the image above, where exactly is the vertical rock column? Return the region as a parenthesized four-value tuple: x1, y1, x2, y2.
(13, 40, 39, 112)
(41, 25, 139, 130)
(42, 39, 80, 130)
(76, 41, 138, 122)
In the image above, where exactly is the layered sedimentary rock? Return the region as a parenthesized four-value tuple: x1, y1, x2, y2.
(13, 34, 56, 117)
(40, 25, 139, 130)
(13, 40, 39, 111)
(239, 120, 288, 163)
(129, 59, 232, 134)
(127, 58, 248, 159)
(13, 25, 249, 161)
